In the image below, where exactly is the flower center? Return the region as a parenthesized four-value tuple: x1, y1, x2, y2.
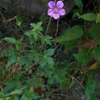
(54, 8, 58, 13)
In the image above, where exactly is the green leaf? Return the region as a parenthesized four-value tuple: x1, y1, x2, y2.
(45, 49, 55, 56)
(31, 92, 41, 99)
(90, 24, 100, 39)
(68, 79, 75, 89)
(10, 89, 22, 95)
(39, 57, 47, 68)
(79, 13, 96, 21)
(39, 49, 54, 68)
(85, 75, 96, 100)
(73, 52, 88, 64)
(18, 53, 34, 69)
(7, 48, 18, 67)
(0, 92, 4, 98)
(48, 68, 67, 84)
(96, 13, 100, 23)
(74, 0, 83, 11)
(46, 57, 54, 65)
(7, 80, 21, 90)
(20, 95, 28, 100)
(56, 25, 84, 44)
(25, 30, 33, 37)
(27, 77, 44, 88)
(30, 22, 43, 31)
(41, 35, 53, 45)
(3, 37, 16, 44)
(16, 13, 25, 26)
(91, 48, 100, 64)
(37, 66, 53, 78)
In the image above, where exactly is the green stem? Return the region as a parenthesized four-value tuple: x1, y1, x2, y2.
(95, 37, 100, 48)
(19, 26, 25, 41)
(86, 48, 92, 56)
(45, 17, 52, 36)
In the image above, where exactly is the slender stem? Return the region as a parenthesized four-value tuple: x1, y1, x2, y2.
(45, 17, 52, 36)
(71, 76, 85, 89)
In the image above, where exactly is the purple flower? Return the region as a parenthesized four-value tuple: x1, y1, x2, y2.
(48, 0, 66, 19)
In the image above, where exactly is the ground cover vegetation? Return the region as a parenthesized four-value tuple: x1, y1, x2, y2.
(0, 0, 100, 100)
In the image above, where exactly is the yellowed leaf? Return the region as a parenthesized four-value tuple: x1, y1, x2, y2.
(89, 62, 98, 70)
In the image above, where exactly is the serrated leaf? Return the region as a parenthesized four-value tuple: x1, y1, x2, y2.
(25, 30, 33, 37)
(39, 57, 47, 68)
(45, 49, 55, 56)
(48, 68, 67, 84)
(32, 77, 44, 88)
(30, 22, 43, 31)
(7, 48, 18, 67)
(18, 53, 34, 69)
(41, 35, 53, 45)
(46, 57, 54, 65)
(79, 13, 96, 21)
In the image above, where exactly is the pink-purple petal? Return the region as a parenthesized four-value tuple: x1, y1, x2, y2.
(48, 1, 55, 8)
(58, 9, 66, 16)
(48, 9, 54, 16)
(52, 13, 60, 19)
(56, 1, 64, 9)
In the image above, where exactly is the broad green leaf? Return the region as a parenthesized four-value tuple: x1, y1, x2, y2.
(74, 0, 83, 11)
(79, 13, 96, 21)
(85, 75, 96, 100)
(3, 37, 16, 44)
(90, 24, 100, 39)
(10, 89, 22, 95)
(73, 52, 88, 64)
(56, 25, 84, 44)
(91, 48, 100, 64)
(96, 13, 100, 23)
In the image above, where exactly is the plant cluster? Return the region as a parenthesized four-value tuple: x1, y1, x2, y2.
(0, 0, 100, 100)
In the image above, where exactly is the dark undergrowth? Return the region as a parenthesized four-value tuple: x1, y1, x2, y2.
(0, 0, 100, 100)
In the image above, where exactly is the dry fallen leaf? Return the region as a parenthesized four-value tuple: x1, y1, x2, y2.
(82, 39, 97, 48)
(36, 86, 43, 95)
(89, 62, 98, 70)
